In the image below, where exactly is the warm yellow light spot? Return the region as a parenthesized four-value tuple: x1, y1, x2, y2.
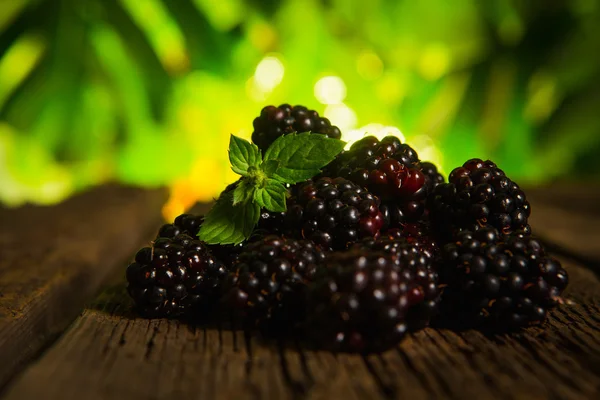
(324, 104, 357, 132)
(418, 43, 450, 81)
(357, 51, 384, 81)
(162, 158, 226, 221)
(249, 21, 277, 52)
(254, 55, 285, 92)
(314, 76, 347, 105)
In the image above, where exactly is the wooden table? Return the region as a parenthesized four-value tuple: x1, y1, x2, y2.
(1, 184, 599, 399)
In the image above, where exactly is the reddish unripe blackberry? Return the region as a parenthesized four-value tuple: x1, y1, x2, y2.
(157, 213, 243, 268)
(260, 177, 384, 250)
(437, 226, 569, 329)
(251, 104, 342, 152)
(229, 236, 326, 333)
(126, 234, 230, 318)
(428, 159, 532, 239)
(305, 250, 439, 353)
(321, 135, 441, 226)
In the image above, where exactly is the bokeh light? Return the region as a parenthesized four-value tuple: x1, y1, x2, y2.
(0, 0, 598, 221)
(314, 76, 347, 105)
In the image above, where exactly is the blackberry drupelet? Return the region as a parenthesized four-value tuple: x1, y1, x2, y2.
(380, 221, 440, 258)
(428, 158, 531, 239)
(437, 226, 569, 329)
(353, 236, 441, 330)
(251, 104, 342, 152)
(420, 161, 445, 190)
(320, 135, 441, 227)
(260, 177, 384, 250)
(157, 213, 243, 268)
(229, 236, 326, 333)
(126, 234, 230, 318)
(305, 250, 439, 353)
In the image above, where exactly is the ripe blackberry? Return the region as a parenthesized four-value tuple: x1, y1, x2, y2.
(420, 161, 445, 190)
(157, 213, 243, 268)
(251, 104, 342, 152)
(428, 158, 531, 239)
(229, 236, 326, 333)
(260, 177, 384, 250)
(382, 222, 441, 258)
(321, 135, 441, 226)
(305, 250, 439, 353)
(353, 237, 441, 330)
(126, 234, 230, 318)
(437, 226, 569, 329)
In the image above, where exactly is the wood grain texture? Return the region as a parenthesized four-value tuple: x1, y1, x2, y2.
(2, 256, 599, 400)
(2, 186, 600, 400)
(0, 185, 166, 390)
(527, 186, 600, 265)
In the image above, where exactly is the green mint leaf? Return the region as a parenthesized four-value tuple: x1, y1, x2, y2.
(232, 179, 255, 205)
(253, 179, 288, 212)
(198, 191, 260, 245)
(263, 132, 346, 184)
(229, 135, 261, 176)
(261, 159, 280, 177)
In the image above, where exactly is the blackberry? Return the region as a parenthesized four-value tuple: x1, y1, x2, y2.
(353, 237, 441, 330)
(420, 161, 445, 190)
(321, 135, 441, 227)
(229, 236, 326, 333)
(157, 213, 243, 268)
(381, 222, 440, 258)
(251, 104, 342, 152)
(126, 234, 230, 318)
(260, 177, 384, 250)
(428, 158, 531, 239)
(437, 226, 569, 329)
(305, 250, 439, 353)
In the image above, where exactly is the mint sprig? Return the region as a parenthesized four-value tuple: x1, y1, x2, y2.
(198, 133, 345, 245)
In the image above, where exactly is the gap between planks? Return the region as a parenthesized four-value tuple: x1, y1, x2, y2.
(0, 185, 167, 392)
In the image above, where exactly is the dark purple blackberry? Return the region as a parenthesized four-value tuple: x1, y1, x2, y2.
(380, 221, 440, 258)
(437, 226, 569, 329)
(229, 236, 326, 333)
(260, 177, 384, 250)
(420, 161, 445, 190)
(320, 135, 441, 227)
(126, 234, 230, 318)
(352, 237, 441, 330)
(305, 250, 439, 353)
(157, 213, 243, 268)
(428, 158, 532, 240)
(251, 104, 342, 152)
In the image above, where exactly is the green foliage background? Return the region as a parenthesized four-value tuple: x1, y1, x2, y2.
(0, 0, 599, 214)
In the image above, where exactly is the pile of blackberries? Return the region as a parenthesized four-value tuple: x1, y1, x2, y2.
(125, 104, 569, 353)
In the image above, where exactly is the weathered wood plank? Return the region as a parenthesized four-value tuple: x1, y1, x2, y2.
(0, 185, 166, 390)
(528, 188, 600, 265)
(2, 256, 598, 400)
